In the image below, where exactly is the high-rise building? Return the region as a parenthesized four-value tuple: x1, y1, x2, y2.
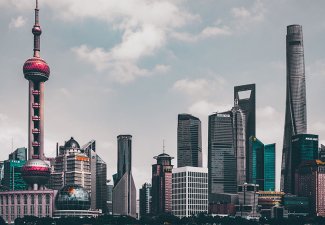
(139, 183, 152, 218)
(172, 166, 208, 218)
(281, 24, 307, 193)
(96, 155, 108, 213)
(296, 160, 325, 216)
(319, 144, 325, 162)
(264, 144, 276, 191)
(232, 104, 246, 186)
(248, 137, 275, 191)
(290, 134, 318, 194)
(9, 148, 27, 161)
(177, 114, 202, 167)
(82, 140, 108, 213)
(151, 152, 174, 215)
(49, 137, 91, 193)
(107, 182, 113, 214)
(234, 84, 256, 183)
(2, 160, 27, 191)
(0, 161, 4, 184)
(208, 111, 237, 202)
(112, 135, 136, 217)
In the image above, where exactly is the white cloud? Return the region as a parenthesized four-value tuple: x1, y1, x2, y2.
(171, 25, 232, 42)
(9, 16, 26, 29)
(231, 0, 266, 30)
(173, 77, 225, 99)
(58, 0, 195, 82)
(188, 100, 231, 117)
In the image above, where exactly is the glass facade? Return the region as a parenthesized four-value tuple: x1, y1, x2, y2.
(55, 184, 91, 210)
(281, 25, 307, 194)
(264, 144, 275, 191)
(177, 114, 202, 168)
(290, 134, 318, 194)
(3, 160, 27, 191)
(139, 182, 151, 218)
(234, 84, 256, 183)
(208, 112, 237, 201)
(9, 148, 27, 161)
(248, 137, 275, 191)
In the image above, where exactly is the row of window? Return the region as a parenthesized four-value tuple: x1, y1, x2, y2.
(0, 205, 50, 217)
(0, 194, 51, 205)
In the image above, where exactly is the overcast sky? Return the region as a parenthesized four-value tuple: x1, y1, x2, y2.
(0, 0, 325, 191)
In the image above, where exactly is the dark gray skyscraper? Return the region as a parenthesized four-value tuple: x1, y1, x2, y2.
(177, 114, 202, 167)
(112, 135, 136, 217)
(281, 25, 307, 193)
(208, 112, 237, 203)
(234, 84, 256, 183)
(232, 104, 246, 186)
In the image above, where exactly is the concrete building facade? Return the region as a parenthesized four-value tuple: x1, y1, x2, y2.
(172, 167, 208, 218)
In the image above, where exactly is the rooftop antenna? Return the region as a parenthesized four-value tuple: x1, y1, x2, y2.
(163, 139, 165, 154)
(11, 137, 14, 152)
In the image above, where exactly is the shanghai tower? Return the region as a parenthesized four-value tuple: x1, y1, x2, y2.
(281, 25, 307, 193)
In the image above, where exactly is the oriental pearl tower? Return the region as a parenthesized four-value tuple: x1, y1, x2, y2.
(21, 0, 51, 190)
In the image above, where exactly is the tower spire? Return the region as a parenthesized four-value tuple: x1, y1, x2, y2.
(163, 139, 165, 154)
(32, 0, 42, 57)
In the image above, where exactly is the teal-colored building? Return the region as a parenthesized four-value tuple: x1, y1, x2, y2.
(248, 137, 275, 191)
(264, 144, 276, 191)
(292, 134, 318, 163)
(2, 160, 27, 191)
(290, 134, 318, 194)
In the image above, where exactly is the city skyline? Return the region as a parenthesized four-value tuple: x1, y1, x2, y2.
(1, 1, 325, 192)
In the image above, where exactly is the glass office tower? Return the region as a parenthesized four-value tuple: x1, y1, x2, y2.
(264, 144, 276, 191)
(248, 137, 275, 191)
(281, 25, 307, 193)
(208, 111, 237, 200)
(177, 114, 202, 167)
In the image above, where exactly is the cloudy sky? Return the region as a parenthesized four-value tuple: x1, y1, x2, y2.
(0, 0, 325, 191)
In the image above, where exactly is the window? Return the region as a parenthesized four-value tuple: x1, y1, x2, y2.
(38, 194, 42, 204)
(38, 205, 42, 216)
(31, 195, 34, 204)
(24, 195, 27, 204)
(46, 194, 50, 204)
(46, 205, 50, 216)
(17, 195, 20, 204)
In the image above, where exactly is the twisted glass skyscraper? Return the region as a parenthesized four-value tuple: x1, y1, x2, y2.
(281, 24, 307, 193)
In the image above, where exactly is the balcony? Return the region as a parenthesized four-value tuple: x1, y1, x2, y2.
(32, 103, 41, 108)
(32, 128, 40, 134)
(32, 142, 40, 147)
(32, 116, 41, 121)
(32, 90, 40, 95)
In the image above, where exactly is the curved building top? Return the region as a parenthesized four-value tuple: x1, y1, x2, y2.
(23, 0, 50, 82)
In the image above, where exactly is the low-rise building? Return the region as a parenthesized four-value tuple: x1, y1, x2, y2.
(172, 167, 208, 218)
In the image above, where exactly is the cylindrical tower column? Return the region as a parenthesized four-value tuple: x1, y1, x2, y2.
(39, 81, 45, 160)
(28, 81, 35, 160)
